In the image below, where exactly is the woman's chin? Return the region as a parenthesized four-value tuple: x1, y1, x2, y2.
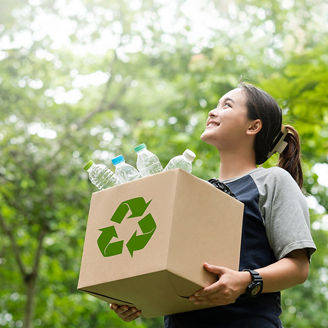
(201, 130, 222, 149)
(200, 129, 214, 142)
(200, 131, 207, 142)
(201, 131, 214, 144)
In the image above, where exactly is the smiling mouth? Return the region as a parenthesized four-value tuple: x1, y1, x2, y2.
(207, 122, 220, 128)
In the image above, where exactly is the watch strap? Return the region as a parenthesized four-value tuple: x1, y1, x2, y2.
(243, 269, 263, 297)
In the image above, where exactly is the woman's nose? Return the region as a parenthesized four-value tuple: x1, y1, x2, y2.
(208, 108, 218, 118)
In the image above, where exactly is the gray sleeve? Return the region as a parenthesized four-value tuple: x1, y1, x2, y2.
(255, 167, 316, 260)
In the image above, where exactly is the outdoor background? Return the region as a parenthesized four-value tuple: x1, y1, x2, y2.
(0, 0, 327, 327)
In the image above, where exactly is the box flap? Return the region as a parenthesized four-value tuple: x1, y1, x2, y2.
(79, 269, 216, 318)
(79, 288, 135, 306)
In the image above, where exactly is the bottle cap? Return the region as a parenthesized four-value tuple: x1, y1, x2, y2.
(134, 143, 147, 152)
(84, 160, 94, 171)
(112, 155, 125, 166)
(183, 149, 196, 162)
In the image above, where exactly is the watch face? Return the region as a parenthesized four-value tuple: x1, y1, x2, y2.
(251, 283, 262, 296)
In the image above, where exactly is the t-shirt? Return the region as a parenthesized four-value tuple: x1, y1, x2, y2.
(164, 167, 316, 328)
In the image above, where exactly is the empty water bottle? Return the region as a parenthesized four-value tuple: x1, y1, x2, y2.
(84, 160, 121, 190)
(134, 143, 163, 177)
(112, 155, 141, 182)
(164, 149, 196, 173)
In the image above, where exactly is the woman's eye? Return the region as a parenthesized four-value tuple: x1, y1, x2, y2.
(223, 103, 231, 108)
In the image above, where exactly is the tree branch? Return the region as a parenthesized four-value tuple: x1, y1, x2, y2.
(1, 192, 28, 217)
(45, 49, 127, 171)
(0, 213, 27, 277)
(75, 77, 131, 129)
(31, 224, 47, 276)
(74, 72, 116, 130)
(73, 48, 121, 131)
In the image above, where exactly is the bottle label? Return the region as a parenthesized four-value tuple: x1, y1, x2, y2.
(139, 163, 163, 177)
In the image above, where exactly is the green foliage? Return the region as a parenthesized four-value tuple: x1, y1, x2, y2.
(0, 0, 327, 327)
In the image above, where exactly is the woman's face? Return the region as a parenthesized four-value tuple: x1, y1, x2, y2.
(201, 88, 254, 150)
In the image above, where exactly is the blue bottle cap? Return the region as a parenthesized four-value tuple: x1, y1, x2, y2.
(112, 155, 125, 166)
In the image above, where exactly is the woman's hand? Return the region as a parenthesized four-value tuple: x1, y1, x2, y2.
(110, 304, 142, 322)
(189, 262, 251, 306)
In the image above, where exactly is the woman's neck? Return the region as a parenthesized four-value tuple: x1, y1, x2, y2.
(218, 149, 257, 181)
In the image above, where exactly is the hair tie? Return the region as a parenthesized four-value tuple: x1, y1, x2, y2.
(267, 125, 288, 158)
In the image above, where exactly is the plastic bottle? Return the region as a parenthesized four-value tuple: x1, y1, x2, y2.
(164, 149, 196, 173)
(84, 160, 121, 190)
(134, 143, 163, 177)
(112, 155, 141, 182)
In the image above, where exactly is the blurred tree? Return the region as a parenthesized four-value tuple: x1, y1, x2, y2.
(258, 42, 328, 328)
(0, 0, 327, 327)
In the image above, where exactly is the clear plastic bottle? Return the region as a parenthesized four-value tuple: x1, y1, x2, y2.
(84, 160, 121, 190)
(112, 155, 141, 182)
(164, 149, 196, 173)
(134, 143, 163, 177)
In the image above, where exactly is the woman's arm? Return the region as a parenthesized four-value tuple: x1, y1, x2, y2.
(258, 248, 309, 293)
(189, 248, 309, 306)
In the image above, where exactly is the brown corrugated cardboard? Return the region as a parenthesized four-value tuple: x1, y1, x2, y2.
(78, 169, 244, 318)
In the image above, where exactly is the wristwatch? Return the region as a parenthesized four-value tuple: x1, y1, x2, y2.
(243, 269, 263, 297)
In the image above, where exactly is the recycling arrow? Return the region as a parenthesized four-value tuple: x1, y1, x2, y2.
(97, 197, 156, 258)
(126, 213, 157, 257)
(111, 197, 151, 223)
(97, 226, 124, 257)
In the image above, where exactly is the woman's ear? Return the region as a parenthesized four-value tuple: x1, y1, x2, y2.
(246, 119, 262, 136)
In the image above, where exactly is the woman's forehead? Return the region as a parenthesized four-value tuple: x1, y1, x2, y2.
(219, 88, 244, 102)
(217, 88, 248, 115)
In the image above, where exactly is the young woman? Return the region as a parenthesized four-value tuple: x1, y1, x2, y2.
(110, 84, 316, 327)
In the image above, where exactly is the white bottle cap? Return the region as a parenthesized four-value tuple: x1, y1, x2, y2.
(183, 149, 196, 162)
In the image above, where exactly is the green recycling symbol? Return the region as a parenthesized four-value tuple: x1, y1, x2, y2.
(97, 197, 157, 257)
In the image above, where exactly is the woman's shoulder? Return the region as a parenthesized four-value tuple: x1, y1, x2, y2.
(252, 166, 294, 183)
(250, 166, 301, 197)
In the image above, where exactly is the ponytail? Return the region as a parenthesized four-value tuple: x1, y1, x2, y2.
(278, 125, 303, 189)
(240, 83, 304, 188)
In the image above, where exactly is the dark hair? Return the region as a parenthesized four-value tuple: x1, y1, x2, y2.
(278, 125, 303, 188)
(240, 83, 303, 188)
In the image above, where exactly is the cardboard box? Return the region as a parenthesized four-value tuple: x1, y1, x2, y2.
(78, 169, 244, 318)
